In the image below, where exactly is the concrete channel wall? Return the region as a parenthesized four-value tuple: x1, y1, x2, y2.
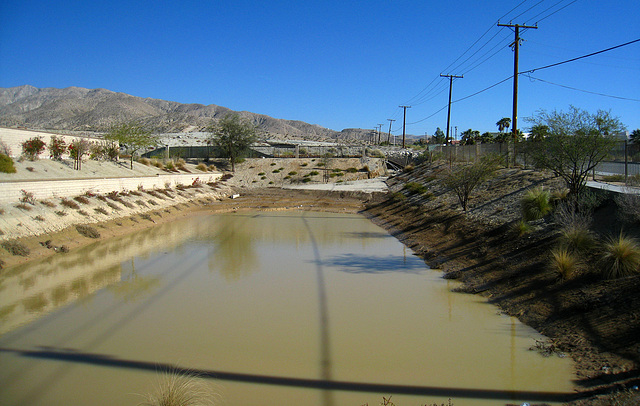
(0, 172, 222, 204)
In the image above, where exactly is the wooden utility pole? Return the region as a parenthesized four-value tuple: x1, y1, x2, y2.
(387, 119, 395, 144)
(498, 23, 537, 152)
(377, 124, 384, 144)
(440, 74, 463, 145)
(398, 106, 411, 149)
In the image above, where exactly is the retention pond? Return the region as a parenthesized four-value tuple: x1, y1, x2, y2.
(0, 211, 575, 405)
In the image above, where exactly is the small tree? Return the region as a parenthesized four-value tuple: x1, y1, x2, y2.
(526, 106, 625, 199)
(21, 137, 46, 160)
(431, 127, 446, 144)
(631, 129, 640, 144)
(48, 135, 67, 160)
(460, 129, 480, 145)
(207, 114, 257, 172)
(105, 122, 157, 169)
(441, 158, 497, 211)
(69, 139, 91, 170)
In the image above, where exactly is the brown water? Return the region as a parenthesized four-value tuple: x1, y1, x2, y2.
(0, 211, 575, 406)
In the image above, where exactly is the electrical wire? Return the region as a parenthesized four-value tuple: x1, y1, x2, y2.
(534, 0, 579, 23)
(520, 38, 640, 74)
(527, 75, 640, 101)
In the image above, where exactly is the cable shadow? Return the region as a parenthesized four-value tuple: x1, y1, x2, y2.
(0, 346, 576, 403)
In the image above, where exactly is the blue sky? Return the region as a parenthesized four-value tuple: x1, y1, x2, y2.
(1, 0, 638, 136)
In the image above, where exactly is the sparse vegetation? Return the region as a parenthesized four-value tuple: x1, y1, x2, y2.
(94, 207, 109, 215)
(1, 240, 30, 256)
(600, 233, 640, 279)
(21, 136, 46, 160)
(76, 224, 101, 239)
(138, 371, 219, 406)
(403, 182, 428, 195)
(0, 153, 17, 173)
(74, 195, 90, 205)
(441, 159, 497, 211)
(521, 187, 552, 221)
(60, 198, 80, 209)
(550, 247, 581, 280)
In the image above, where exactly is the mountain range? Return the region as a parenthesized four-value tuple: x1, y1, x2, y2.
(0, 85, 371, 142)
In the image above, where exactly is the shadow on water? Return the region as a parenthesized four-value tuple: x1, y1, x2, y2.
(0, 347, 576, 403)
(313, 254, 426, 274)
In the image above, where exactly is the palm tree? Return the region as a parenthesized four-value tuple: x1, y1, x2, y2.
(496, 117, 511, 133)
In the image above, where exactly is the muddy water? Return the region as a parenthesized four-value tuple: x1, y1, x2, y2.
(0, 211, 575, 406)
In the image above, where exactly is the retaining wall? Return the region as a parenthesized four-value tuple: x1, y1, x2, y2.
(1, 172, 222, 204)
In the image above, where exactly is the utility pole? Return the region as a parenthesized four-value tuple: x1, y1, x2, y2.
(387, 119, 395, 144)
(398, 105, 411, 149)
(377, 124, 384, 144)
(440, 74, 463, 145)
(498, 22, 537, 161)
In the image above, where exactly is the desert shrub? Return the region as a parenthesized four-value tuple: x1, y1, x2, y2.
(73, 196, 90, 205)
(1, 240, 30, 256)
(390, 192, 407, 202)
(21, 136, 46, 160)
(55, 210, 67, 216)
(301, 162, 308, 167)
(302, 177, 311, 183)
(270, 162, 276, 166)
(106, 201, 120, 211)
(76, 224, 100, 239)
(557, 224, 596, 253)
(272, 169, 280, 173)
(0, 153, 17, 173)
(308, 171, 319, 176)
(151, 159, 165, 169)
(196, 163, 208, 172)
(550, 189, 569, 206)
(288, 171, 297, 176)
(346, 167, 358, 173)
(550, 247, 581, 280)
(60, 198, 80, 209)
(138, 157, 151, 166)
(40, 200, 56, 208)
(148, 199, 158, 206)
(94, 207, 108, 215)
(257, 172, 265, 176)
(89, 142, 106, 160)
(140, 213, 153, 221)
(600, 233, 640, 279)
(0, 139, 12, 156)
(176, 158, 188, 171)
(129, 190, 142, 196)
(34, 215, 45, 221)
(441, 160, 497, 211)
(513, 219, 532, 236)
(403, 182, 427, 195)
(136, 199, 148, 207)
(15, 203, 32, 211)
(78, 210, 89, 216)
(20, 189, 36, 205)
(521, 188, 552, 221)
(48, 135, 67, 160)
(404, 164, 414, 172)
(165, 160, 176, 171)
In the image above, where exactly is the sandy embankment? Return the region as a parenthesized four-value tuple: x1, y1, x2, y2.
(0, 157, 385, 269)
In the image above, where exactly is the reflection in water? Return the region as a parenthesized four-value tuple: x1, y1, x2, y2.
(0, 211, 575, 406)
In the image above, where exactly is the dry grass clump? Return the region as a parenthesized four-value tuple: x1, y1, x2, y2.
(60, 198, 80, 209)
(550, 247, 582, 280)
(513, 219, 532, 236)
(1, 240, 30, 256)
(75, 224, 100, 239)
(55, 210, 67, 216)
(94, 207, 108, 215)
(196, 163, 208, 172)
(40, 200, 56, 208)
(151, 159, 165, 169)
(106, 201, 120, 211)
(138, 157, 151, 166)
(139, 371, 219, 406)
(73, 195, 90, 205)
(521, 187, 552, 221)
(600, 233, 640, 279)
(15, 203, 33, 211)
(557, 224, 596, 253)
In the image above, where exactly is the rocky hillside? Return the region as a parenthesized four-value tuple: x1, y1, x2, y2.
(0, 85, 372, 142)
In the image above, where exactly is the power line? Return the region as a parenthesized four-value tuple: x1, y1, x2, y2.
(521, 38, 640, 74)
(534, 0, 579, 23)
(527, 75, 640, 101)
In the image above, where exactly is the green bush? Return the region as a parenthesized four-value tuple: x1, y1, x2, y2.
(513, 219, 532, 236)
(0, 154, 16, 173)
(403, 182, 427, 195)
(521, 188, 552, 221)
(558, 225, 595, 253)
